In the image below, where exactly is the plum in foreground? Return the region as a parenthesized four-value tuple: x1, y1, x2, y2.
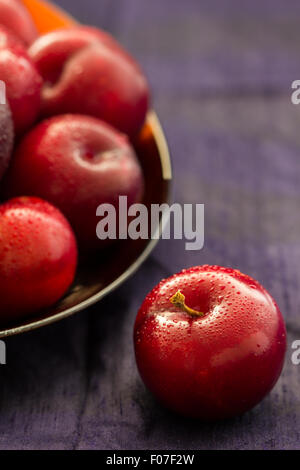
(134, 265, 286, 420)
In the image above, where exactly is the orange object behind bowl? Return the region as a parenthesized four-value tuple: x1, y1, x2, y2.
(22, 0, 76, 33)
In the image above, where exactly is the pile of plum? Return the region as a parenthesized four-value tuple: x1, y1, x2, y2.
(0, 0, 149, 322)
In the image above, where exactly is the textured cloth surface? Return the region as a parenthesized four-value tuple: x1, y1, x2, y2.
(0, 0, 299, 450)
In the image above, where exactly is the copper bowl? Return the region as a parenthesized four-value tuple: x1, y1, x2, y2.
(0, 0, 172, 338)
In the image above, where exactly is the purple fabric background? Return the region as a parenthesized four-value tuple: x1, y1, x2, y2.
(0, 0, 299, 450)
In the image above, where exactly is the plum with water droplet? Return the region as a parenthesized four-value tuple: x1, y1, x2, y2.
(3, 114, 144, 251)
(28, 26, 149, 137)
(134, 265, 286, 420)
(0, 25, 42, 134)
(0, 197, 77, 324)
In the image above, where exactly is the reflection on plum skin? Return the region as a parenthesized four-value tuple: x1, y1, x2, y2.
(148, 310, 270, 368)
(211, 331, 270, 367)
